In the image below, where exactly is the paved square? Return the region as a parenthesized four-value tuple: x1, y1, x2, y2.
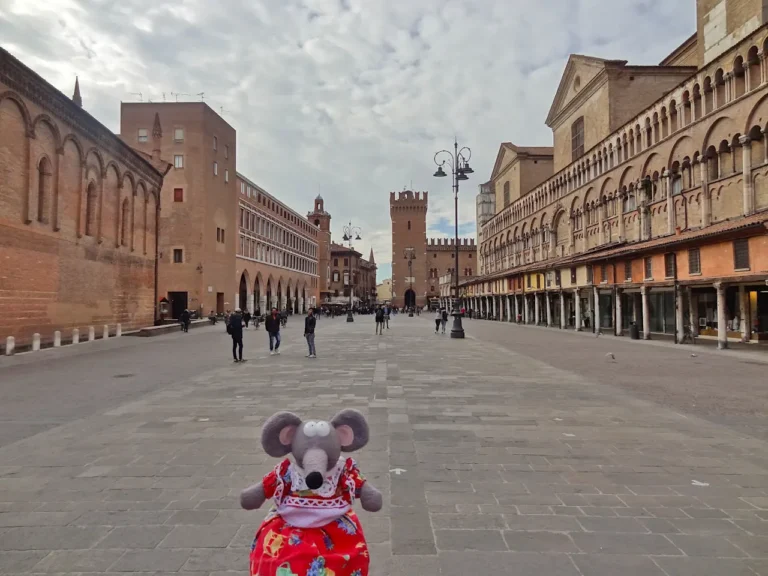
(1, 315, 768, 575)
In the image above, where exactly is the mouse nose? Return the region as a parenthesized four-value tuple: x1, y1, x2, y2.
(306, 471, 324, 490)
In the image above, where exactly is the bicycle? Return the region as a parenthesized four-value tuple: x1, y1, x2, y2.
(680, 324, 697, 345)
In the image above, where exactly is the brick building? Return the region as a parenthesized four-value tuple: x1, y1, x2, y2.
(389, 190, 475, 309)
(235, 174, 320, 315)
(120, 103, 236, 319)
(466, 0, 768, 347)
(0, 48, 168, 348)
(328, 244, 377, 306)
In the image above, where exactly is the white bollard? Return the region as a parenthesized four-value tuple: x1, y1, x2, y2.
(116, 323, 122, 337)
(88, 326, 95, 341)
(53, 331, 61, 347)
(103, 325, 109, 339)
(32, 333, 41, 351)
(5, 336, 15, 356)
(72, 328, 79, 344)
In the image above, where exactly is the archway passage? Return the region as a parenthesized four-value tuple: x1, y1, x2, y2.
(266, 281, 273, 311)
(254, 278, 261, 315)
(239, 274, 248, 312)
(294, 287, 299, 314)
(404, 289, 416, 308)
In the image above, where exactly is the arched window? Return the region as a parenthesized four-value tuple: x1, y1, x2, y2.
(571, 117, 585, 161)
(37, 157, 51, 223)
(85, 182, 97, 236)
(120, 198, 130, 246)
(503, 181, 510, 206)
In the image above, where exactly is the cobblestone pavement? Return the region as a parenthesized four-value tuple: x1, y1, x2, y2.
(1, 314, 768, 575)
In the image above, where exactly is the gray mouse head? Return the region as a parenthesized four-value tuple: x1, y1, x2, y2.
(261, 409, 369, 490)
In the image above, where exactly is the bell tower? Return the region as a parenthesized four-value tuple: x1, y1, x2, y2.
(389, 190, 428, 309)
(308, 194, 332, 302)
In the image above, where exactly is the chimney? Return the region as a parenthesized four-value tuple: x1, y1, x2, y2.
(152, 112, 162, 159)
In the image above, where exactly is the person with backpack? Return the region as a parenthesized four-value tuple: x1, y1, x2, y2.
(228, 308, 245, 363)
(440, 308, 449, 334)
(265, 308, 282, 355)
(375, 306, 385, 335)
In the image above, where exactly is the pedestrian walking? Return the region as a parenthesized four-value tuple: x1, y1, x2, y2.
(434, 308, 441, 333)
(228, 308, 245, 363)
(180, 309, 190, 332)
(265, 308, 282, 355)
(375, 306, 385, 335)
(304, 308, 317, 358)
(243, 310, 251, 328)
(384, 305, 390, 329)
(441, 308, 449, 334)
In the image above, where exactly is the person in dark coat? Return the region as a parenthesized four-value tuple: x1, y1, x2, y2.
(243, 310, 251, 328)
(304, 308, 317, 358)
(264, 308, 282, 355)
(229, 308, 245, 363)
(180, 309, 190, 332)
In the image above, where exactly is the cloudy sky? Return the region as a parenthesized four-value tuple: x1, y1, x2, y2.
(1, 0, 695, 281)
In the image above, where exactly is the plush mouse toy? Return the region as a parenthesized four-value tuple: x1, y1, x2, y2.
(241, 409, 383, 576)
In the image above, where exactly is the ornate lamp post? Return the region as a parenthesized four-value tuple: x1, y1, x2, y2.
(342, 222, 361, 323)
(404, 247, 415, 316)
(434, 139, 473, 339)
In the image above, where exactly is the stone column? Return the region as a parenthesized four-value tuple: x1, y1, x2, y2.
(740, 135, 754, 215)
(514, 295, 520, 323)
(618, 200, 625, 241)
(598, 202, 605, 245)
(615, 289, 623, 336)
(593, 286, 601, 333)
(738, 284, 749, 342)
(534, 294, 540, 325)
(700, 161, 711, 227)
(715, 282, 728, 349)
(574, 289, 581, 331)
(688, 288, 698, 336)
(559, 292, 565, 329)
(545, 292, 552, 327)
(234, 293, 240, 311)
(248, 292, 255, 314)
(665, 170, 675, 234)
(675, 284, 685, 344)
(641, 285, 651, 340)
(260, 296, 267, 314)
(506, 295, 512, 322)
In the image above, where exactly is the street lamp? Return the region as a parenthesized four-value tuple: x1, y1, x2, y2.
(342, 221, 361, 323)
(404, 247, 415, 316)
(434, 139, 473, 339)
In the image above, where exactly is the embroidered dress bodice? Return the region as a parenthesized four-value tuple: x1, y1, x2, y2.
(262, 457, 366, 529)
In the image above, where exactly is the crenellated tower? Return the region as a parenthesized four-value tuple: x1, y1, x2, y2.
(389, 190, 428, 308)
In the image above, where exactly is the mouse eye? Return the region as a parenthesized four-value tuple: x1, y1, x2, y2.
(303, 421, 318, 437)
(315, 421, 330, 437)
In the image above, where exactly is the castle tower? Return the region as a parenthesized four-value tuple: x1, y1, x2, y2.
(389, 190, 428, 309)
(308, 194, 332, 302)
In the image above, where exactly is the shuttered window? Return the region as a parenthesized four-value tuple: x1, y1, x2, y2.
(733, 239, 750, 270)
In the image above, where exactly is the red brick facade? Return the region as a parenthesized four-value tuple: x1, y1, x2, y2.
(0, 48, 167, 348)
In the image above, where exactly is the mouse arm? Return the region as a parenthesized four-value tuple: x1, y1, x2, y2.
(240, 482, 267, 510)
(359, 482, 383, 512)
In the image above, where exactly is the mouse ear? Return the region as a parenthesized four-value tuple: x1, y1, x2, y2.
(331, 409, 369, 452)
(261, 412, 301, 457)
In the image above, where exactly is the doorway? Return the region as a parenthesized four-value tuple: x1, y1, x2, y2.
(216, 292, 224, 314)
(404, 288, 416, 308)
(168, 291, 188, 320)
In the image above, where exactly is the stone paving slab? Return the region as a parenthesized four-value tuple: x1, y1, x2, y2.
(1, 315, 768, 574)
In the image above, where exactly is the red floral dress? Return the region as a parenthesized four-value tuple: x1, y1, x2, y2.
(249, 457, 370, 576)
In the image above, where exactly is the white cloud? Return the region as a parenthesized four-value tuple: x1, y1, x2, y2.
(0, 0, 695, 280)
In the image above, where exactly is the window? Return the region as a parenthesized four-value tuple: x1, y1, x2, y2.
(672, 175, 683, 196)
(37, 157, 51, 223)
(536, 275, 541, 289)
(213, 162, 218, 176)
(85, 182, 96, 236)
(624, 260, 632, 281)
(225, 145, 229, 159)
(407, 221, 411, 230)
(174, 128, 184, 142)
(688, 248, 701, 275)
(600, 264, 607, 283)
(570, 267, 577, 284)
(431, 286, 435, 292)
(469, 253, 472, 259)
(433, 253, 437, 258)
(734, 238, 750, 270)
(213, 136, 218, 151)
(216, 227, 225, 243)
(586, 266, 593, 284)
(225, 169, 229, 183)
(173, 188, 184, 202)
(571, 116, 585, 161)
(174, 155, 184, 169)
(526, 275, 531, 288)
(138, 128, 148, 143)
(173, 248, 183, 263)
(120, 198, 130, 246)
(555, 270, 561, 286)
(644, 257, 653, 279)
(451, 253, 455, 258)
(344, 258, 349, 266)
(664, 253, 676, 278)
(503, 182, 510, 207)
